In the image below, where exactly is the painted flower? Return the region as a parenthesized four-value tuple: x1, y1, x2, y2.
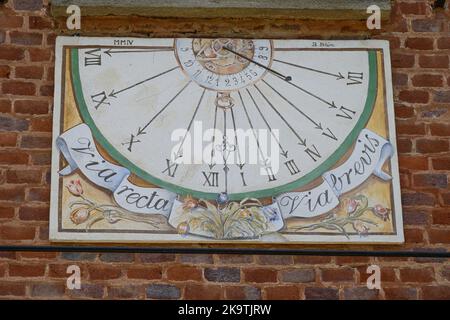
(347, 198, 359, 214)
(352, 221, 369, 237)
(373, 204, 390, 221)
(177, 222, 190, 236)
(66, 179, 83, 196)
(182, 196, 198, 212)
(70, 207, 90, 225)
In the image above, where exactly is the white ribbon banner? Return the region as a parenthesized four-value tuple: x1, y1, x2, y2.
(57, 124, 393, 236)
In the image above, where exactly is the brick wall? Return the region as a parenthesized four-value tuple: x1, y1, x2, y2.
(0, 0, 449, 300)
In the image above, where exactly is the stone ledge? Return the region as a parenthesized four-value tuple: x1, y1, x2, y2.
(50, 0, 391, 20)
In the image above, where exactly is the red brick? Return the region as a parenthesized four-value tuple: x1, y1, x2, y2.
(411, 19, 443, 32)
(321, 268, 355, 282)
(27, 187, 50, 202)
(243, 268, 277, 283)
(428, 228, 450, 244)
(398, 2, 428, 15)
(0, 186, 26, 202)
(392, 72, 408, 86)
(404, 228, 424, 243)
(416, 139, 449, 153)
(400, 268, 435, 283)
(422, 286, 450, 300)
(402, 192, 435, 206)
(88, 266, 122, 280)
(403, 209, 429, 226)
(9, 263, 46, 277)
(184, 284, 222, 299)
(293, 256, 332, 264)
(397, 138, 412, 153)
(405, 37, 434, 50)
(437, 37, 450, 49)
(18, 206, 49, 221)
(413, 174, 448, 188)
(419, 55, 449, 68)
(28, 48, 52, 62)
(256, 255, 293, 265)
(0, 282, 26, 296)
(108, 285, 144, 299)
(396, 122, 426, 135)
(15, 66, 44, 79)
(29, 16, 53, 29)
(20, 252, 57, 260)
(0, 100, 12, 113)
(430, 124, 450, 137)
(20, 135, 52, 149)
(31, 117, 52, 132)
(0, 224, 35, 240)
(10, 31, 42, 46)
(0, 206, 15, 219)
(0, 16, 23, 28)
(391, 53, 415, 68)
(395, 105, 415, 119)
(0, 47, 25, 60)
(384, 287, 418, 300)
(432, 209, 450, 225)
(225, 286, 261, 300)
(126, 266, 162, 280)
(412, 74, 443, 87)
(0, 151, 29, 165)
(0, 65, 11, 78)
(0, 132, 18, 147)
(398, 156, 428, 171)
(398, 90, 429, 103)
(6, 169, 41, 184)
(39, 84, 53, 96)
(2, 81, 36, 96)
(264, 285, 300, 300)
(14, 100, 48, 115)
(166, 265, 202, 281)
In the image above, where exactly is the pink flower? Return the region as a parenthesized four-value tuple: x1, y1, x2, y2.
(70, 207, 89, 225)
(353, 221, 369, 237)
(373, 204, 390, 221)
(347, 199, 358, 214)
(66, 180, 83, 196)
(177, 222, 190, 236)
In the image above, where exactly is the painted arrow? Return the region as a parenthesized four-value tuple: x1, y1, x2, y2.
(104, 48, 173, 56)
(109, 66, 179, 98)
(273, 59, 345, 80)
(254, 84, 307, 148)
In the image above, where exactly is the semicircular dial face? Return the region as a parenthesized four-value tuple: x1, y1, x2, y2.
(72, 38, 377, 200)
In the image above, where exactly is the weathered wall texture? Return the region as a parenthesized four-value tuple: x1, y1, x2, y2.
(0, 0, 449, 299)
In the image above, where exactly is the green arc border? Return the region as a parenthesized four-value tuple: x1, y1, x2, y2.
(70, 48, 377, 201)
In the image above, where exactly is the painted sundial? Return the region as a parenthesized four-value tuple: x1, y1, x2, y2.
(50, 37, 404, 243)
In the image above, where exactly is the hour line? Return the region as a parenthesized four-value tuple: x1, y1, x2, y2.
(253, 84, 307, 148)
(246, 88, 289, 158)
(222, 109, 229, 194)
(273, 59, 344, 80)
(136, 80, 192, 136)
(238, 91, 268, 167)
(209, 103, 219, 169)
(104, 47, 174, 56)
(230, 108, 245, 170)
(175, 88, 206, 158)
(261, 79, 323, 130)
(284, 79, 338, 109)
(109, 66, 180, 98)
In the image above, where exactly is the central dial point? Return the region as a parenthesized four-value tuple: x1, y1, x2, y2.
(175, 38, 273, 91)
